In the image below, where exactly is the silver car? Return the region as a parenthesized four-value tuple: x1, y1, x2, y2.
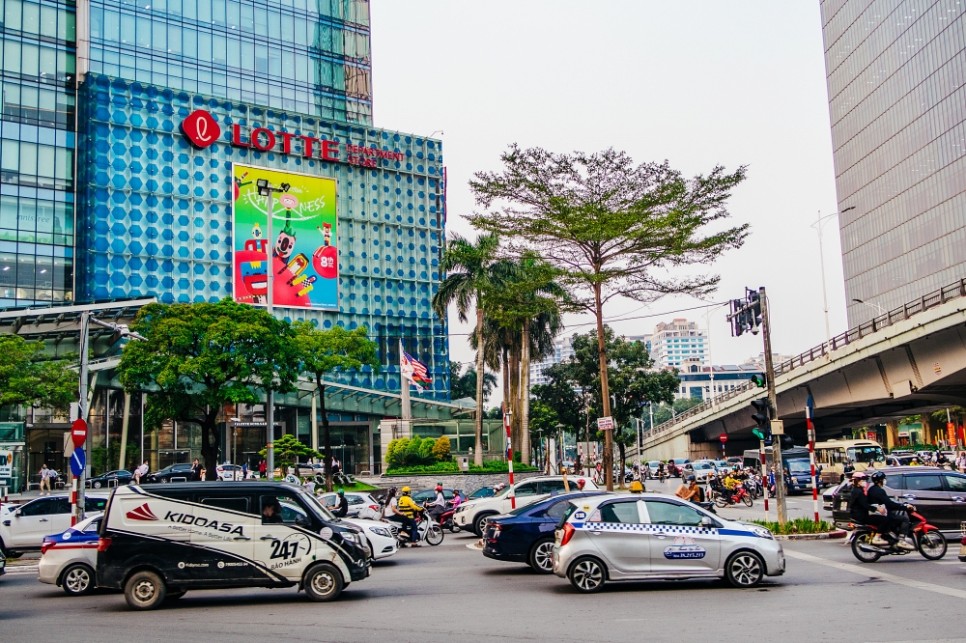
(552, 493, 785, 592)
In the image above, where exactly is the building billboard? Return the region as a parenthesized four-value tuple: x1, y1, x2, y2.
(232, 164, 338, 309)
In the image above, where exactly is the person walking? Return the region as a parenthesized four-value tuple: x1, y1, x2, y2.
(134, 460, 149, 484)
(39, 463, 53, 495)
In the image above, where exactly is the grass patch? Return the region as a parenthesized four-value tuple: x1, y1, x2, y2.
(385, 461, 539, 475)
(750, 518, 835, 535)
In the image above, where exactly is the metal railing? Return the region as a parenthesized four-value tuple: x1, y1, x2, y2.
(643, 277, 966, 440)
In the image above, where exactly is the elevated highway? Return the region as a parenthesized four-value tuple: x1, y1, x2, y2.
(634, 279, 966, 460)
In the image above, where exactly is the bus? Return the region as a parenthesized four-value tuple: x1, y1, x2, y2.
(813, 439, 885, 485)
(742, 446, 816, 494)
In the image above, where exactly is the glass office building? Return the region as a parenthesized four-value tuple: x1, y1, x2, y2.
(1, 1, 451, 477)
(821, 0, 966, 325)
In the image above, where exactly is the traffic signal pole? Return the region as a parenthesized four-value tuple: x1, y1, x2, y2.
(759, 287, 788, 525)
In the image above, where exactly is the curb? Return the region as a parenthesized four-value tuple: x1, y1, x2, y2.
(773, 529, 847, 541)
(3, 564, 39, 575)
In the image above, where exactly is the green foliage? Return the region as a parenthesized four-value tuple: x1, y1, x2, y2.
(431, 436, 451, 461)
(258, 434, 320, 474)
(750, 518, 834, 535)
(449, 362, 497, 402)
(0, 335, 77, 411)
(90, 444, 141, 476)
(386, 436, 448, 468)
(385, 460, 539, 475)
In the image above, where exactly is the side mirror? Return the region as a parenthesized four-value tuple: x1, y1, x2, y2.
(700, 516, 715, 528)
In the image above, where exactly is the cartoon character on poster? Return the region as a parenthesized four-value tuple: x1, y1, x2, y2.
(231, 164, 338, 309)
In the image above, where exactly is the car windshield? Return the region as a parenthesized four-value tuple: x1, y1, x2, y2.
(787, 459, 811, 474)
(848, 446, 885, 464)
(303, 492, 339, 522)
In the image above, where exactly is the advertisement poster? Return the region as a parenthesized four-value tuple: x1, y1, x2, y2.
(232, 164, 338, 309)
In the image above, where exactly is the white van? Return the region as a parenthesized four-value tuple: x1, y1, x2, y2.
(97, 482, 370, 609)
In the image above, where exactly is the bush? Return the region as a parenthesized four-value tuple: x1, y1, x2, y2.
(385, 459, 540, 475)
(432, 436, 451, 461)
(750, 518, 834, 535)
(386, 436, 454, 469)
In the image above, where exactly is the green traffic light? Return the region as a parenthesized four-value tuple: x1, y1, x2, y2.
(752, 428, 764, 440)
(751, 374, 766, 388)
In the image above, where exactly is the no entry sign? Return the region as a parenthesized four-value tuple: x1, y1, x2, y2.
(71, 418, 88, 448)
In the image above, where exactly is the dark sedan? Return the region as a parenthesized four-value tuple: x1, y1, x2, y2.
(483, 491, 607, 573)
(87, 469, 133, 489)
(831, 466, 966, 536)
(144, 462, 195, 483)
(412, 488, 456, 505)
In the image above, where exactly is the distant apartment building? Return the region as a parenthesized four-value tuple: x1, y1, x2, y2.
(676, 359, 765, 402)
(530, 333, 578, 387)
(648, 318, 707, 369)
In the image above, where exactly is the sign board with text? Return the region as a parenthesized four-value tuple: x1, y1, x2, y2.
(597, 416, 614, 431)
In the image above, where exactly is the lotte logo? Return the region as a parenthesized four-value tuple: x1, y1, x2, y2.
(181, 109, 221, 149)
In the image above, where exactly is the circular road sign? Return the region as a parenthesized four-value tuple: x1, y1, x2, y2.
(719, 433, 729, 444)
(71, 418, 88, 448)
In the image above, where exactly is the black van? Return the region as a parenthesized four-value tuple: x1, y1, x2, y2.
(97, 481, 370, 609)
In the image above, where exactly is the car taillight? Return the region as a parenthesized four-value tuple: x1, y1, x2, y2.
(96, 537, 112, 552)
(369, 505, 380, 511)
(486, 523, 502, 542)
(560, 523, 575, 547)
(41, 541, 53, 554)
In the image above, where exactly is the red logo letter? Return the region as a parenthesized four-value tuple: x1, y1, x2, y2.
(181, 109, 221, 149)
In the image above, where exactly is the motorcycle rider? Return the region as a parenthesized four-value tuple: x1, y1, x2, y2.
(849, 471, 908, 549)
(868, 470, 916, 550)
(426, 484, 447, 521)
(389, 486, 423, 547)
(675, 475, 701, 502)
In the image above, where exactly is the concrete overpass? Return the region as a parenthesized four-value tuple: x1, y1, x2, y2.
(635, 278, 966, 461)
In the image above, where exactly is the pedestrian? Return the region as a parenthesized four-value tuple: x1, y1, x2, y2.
(39, 463, 53, 495)
(134, 460, 149, 484)
(259, 459, 267, 478)
(957, 451, 966, 473)
(242, 462, 249, 479)
(191, 458, 202, 481)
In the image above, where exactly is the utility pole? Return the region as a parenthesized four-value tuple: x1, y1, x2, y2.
(759, 287, 788, 525)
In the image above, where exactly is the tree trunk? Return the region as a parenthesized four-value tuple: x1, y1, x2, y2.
(520, 319, 531, 465)
(617, 442, 626, 489)
(317, 375, 333, 491)
(200, 412, 219, 481)
(594, 282, 613, 491)
(474, 306, 485, 466)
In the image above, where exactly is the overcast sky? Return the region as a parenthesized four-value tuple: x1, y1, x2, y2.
(371, 1, 842, 371)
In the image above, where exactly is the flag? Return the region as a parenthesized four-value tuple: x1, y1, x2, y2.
(400, 342, 432, 392)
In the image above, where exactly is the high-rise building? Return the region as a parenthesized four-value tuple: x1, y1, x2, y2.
(647, 318, 706, 370)
(530, 333, 577, 387)
(1, 1, 450, 477)
(821, 1, 966, 325)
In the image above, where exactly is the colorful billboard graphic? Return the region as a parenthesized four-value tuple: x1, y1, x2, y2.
(232, 164, 338, 309)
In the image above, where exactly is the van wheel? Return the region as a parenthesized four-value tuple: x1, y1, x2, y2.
(303, 563, 343, 602)
(124, 570, 167, 610)
(62, 563, 95, 596)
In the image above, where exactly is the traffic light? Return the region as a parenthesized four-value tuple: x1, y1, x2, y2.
(731, 299, 745, 337)
(746, 289, 762, 335)
(750, 374, 766, 388)
(751, 397, 773, 445)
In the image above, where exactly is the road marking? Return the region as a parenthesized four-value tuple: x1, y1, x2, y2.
(784, 549, 966, 599)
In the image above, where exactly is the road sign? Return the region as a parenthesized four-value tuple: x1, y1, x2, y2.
(70, 447, 86, 476)
(597, 416, 614, 431)
(71, 418, 88, 447)
(719, 433, 729, 444)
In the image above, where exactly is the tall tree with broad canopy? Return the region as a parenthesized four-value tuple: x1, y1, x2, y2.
(293, 321, 378, 491)
(470, 145, 747, 488)
(117, 300, 300, 480)
(432, 232, 501, 466)
(448, 362, 497, 402)
(0, 335, 77, 411)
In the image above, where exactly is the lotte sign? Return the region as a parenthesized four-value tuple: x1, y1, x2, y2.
(71, 418, 88, 448)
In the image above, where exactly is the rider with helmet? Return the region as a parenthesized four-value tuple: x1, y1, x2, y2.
(849, 472, 906, 548)
(868, 470, 916, 550)
(426, 484, 447, 521)
(389, 486, 423, 546)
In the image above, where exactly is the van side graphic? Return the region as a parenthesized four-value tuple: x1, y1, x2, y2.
(126, 503, 160, 521)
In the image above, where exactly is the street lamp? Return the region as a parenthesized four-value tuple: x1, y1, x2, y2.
(254, 178, 289, 479)
(812, 206, 855, 344)
(852, 298, 886, 316)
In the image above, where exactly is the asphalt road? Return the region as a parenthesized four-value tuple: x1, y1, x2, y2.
(3, 503, 966, 643)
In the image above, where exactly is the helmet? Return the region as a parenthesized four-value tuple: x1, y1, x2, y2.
(686, 475, 696, 483)
(337, 488, 345, 496)
(629, 481, 644, 493)
(576, 478, 586, 489)
(401, 486, 411, 494)
(435, 484, 443, 492)
(851, 471, 868, 482)
(870, 470, 886, 484)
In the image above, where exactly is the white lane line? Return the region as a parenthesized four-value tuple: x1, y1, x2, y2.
(785, 549, 966, 600)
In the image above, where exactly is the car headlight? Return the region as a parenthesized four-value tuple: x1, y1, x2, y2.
(751, 526, 774, 540)
(368, 526, 391, 538)
(341, 531, 360, 544)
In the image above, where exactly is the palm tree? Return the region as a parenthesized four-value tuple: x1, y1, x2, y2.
(432, 233, 501, 465)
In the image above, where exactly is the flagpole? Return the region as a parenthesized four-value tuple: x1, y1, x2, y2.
(400, 340, 412, 422)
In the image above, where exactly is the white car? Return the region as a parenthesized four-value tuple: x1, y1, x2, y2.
(38, 513, 103, 595)
(341, 516, 399, 560)
(687, 460, 719, 483)
(454, 476, 600, 536)
(318, 492, 383, 519)
(0, 495, 108, 555)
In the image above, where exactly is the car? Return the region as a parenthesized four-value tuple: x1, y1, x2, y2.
(830, 466, 966, 536)
(467, 485, 501, 500)
(0, 495, 108, 555)
(318, 491, 383, 519)
(412, 487, 456, 505)
(216, 463, 255, 481)
(823, 479, 849, 511)
(482, 491, 607, 573)
(38, 513, 103, 596)
(454, 476, 601, 536)
(687, 460, 719, 483)
(669, 458, 690, 476)
(646, 461, 662, 478)
(341, 516, 399, 560)
(144, 462, 195, 483)
(552, 492, 785, 592)
(87, 470, 133, 489)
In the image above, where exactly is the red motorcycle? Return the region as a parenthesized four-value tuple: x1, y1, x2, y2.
(714, 484, 754, 508)
(848, 508, 947, 562)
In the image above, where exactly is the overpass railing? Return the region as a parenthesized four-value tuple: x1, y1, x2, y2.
(643, 277, 966, 440)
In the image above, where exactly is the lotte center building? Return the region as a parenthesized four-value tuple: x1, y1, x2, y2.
(0, 1, 457, 479)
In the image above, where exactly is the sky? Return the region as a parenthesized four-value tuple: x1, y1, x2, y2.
(370, 1, 843, 372)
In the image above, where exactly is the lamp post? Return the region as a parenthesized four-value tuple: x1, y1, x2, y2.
(255, 178, 290, 479)
(811, 206, 855, 344)
(852, 298, 886, 316)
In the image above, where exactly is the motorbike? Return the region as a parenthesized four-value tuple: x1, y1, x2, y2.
(394, 510, 444, 547)
(848, 508, 947, 562)
(438, 504, 461, 533)
(744, 477, 763, 500)
(714, 484, 754, 508)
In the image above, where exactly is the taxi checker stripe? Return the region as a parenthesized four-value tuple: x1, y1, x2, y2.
(579, 522, 715, 535)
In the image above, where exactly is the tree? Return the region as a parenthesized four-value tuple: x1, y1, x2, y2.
(449, 362, 497, 401)
(117, 300, 300, 480)
(0, 335, 76, 411)
(293, 322, 378, 491)
(470, 146, 747, 488)
(432, 232, 502, 466)
(259, 434, 320, 477)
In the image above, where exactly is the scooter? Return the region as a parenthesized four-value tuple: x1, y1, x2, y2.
(438, 505, 461, 533)
(394, 510, 444, 547)
(848, 508, 947, 563)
